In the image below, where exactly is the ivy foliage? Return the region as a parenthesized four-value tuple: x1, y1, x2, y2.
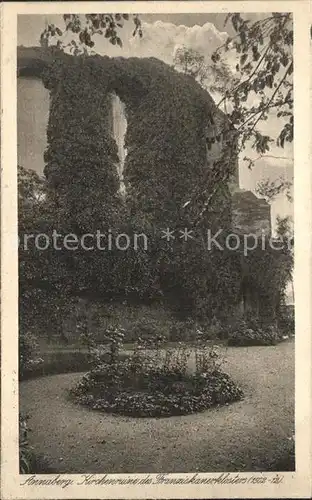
(38, 54, 237, 313)
(42, 53, 236, 225)
(19, 50, 293, 326)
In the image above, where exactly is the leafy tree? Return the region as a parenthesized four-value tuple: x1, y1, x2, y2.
(18, 166, 71, 343)
(212, 13, 293, 153)
(40, 14, 142, 54)
(255, 171, 293, 276)
(177, 13, 293, 224)
(18, 165, 46, 205)
(275, 214, 294, 316)
(255, 174, 293, 203)
(275, 214, 293, 240)
(173, 45, 237, 95)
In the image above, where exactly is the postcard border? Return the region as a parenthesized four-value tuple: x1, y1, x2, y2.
(1, 1, 312, 499)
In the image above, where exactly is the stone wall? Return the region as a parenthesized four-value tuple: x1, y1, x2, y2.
(17, 76, 49, 175)
(231, 190, 271, 236)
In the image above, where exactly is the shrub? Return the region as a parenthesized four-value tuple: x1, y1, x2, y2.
(130, 318, 168, 343)
(19, 331, 44, 379)
(168, 322, 189, 342)
(168, 320, 202, 342)
(70, 329, 243, 417)
(227, 319, 279, 346)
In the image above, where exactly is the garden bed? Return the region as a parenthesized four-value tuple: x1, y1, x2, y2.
(70, 363, 243, 417)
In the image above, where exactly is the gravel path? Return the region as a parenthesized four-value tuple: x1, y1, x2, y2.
(19, 341, 294, 473)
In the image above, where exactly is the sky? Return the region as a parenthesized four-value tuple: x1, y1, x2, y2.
(17, 13, 293, 226)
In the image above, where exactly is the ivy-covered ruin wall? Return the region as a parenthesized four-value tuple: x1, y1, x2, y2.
(41, 52, 235, 231)
(18, 47, 291, 326)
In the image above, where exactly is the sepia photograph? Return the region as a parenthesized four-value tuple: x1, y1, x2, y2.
(1, 1, 311, 499)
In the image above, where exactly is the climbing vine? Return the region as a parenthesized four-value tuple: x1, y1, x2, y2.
(43, 56, 120, 231)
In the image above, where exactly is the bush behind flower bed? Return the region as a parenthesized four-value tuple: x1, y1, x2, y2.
(227, 319, 280, 346)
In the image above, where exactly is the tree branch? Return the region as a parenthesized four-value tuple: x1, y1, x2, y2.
(248, 62, 293, 136)
(216, 43, 271, 110)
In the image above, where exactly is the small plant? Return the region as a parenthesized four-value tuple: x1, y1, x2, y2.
(168, 319, 196, 342)
(78, 315, 95, 351)
(103, 326, 125, 364)
(194, 327, 224, 375)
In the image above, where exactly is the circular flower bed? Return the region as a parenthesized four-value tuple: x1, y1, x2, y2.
(70, 360, 244, 418)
